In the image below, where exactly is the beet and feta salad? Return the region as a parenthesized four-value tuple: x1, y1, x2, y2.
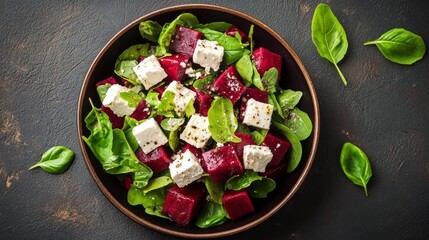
(83, 13, 313, 228)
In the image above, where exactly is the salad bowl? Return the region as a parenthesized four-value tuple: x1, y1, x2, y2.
(77, 4, 319, 238)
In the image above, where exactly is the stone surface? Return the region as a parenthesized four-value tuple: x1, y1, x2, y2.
(1, 0, 428, 239)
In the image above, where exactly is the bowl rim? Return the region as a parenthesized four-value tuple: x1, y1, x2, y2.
(77, 3, 320, 239)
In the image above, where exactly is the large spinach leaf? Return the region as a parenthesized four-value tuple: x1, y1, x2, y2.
(208, 97, 241, 143)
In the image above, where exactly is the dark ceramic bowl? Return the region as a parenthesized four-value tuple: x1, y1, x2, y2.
(78, 4, 319, 239)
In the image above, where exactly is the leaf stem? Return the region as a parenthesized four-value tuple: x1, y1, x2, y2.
(333, 62, 347, 86)
(361, 177, 369, 197)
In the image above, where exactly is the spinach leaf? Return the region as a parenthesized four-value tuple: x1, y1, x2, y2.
(193, 74, 215, 93)
(261, 68, 278, 94)
(235, 54, 253, 86)
(225, 170, 276, 198)
(364, 28, 426, 65)
(114, 44, 150, 85)
(250, 129, 268, 145)
(284, 108, 313, 141)
(277, 89, 303, 110)
(268, 93, 284, 119)
(122, 116, 140, 152)
(236, 122, 251, 134)
(248, 24, 254, 53)
(142, 176, 173, 194)
(96, 83, 111, 102)
(145, 89, 160, 107)
(160, 118, 185, 131)
(185, 99, 196, 118)
(340, 142, 372, 197)
(29, 146, 75, 174)
(251, 63, 264, 90)
(139, 20, 162, 42)
(158, 13, 199, 49)
(157, 91, 176, 117)
(168, 130, 180, 152)
(203, 176, 224, 204)
(194, 22, 232, 32)
(195, 201, 228, 228)
(119, 91, 143, 108)
(208, 97, 241, 143)
(271, 122, 302, 173)
(312, 3, 349, 86)
(128, 184, 170, 219)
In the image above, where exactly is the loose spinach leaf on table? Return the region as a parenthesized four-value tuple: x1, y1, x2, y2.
(340, 142, 372, 197)
(364, 28, 426, 65)
(311, 3, 349, 86)
(208, 97, 241, 143)
(29, 146, 75, 174)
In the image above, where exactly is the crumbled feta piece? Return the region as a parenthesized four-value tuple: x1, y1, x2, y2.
(185, 67, 202, 79)
(169, 149, 204, 187)
(102, 84, 136, 117)
(132, 118, 168, 154)
(180, 114, 211, 149)
(133, 55, 167, 90)
(164, 81, 196, 116)
(192, 39, 224, 72)
(242, 98, 274, 129)
(243, 145, 273, 172)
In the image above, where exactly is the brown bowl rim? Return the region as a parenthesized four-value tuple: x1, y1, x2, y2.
(77, 3, 320, 239)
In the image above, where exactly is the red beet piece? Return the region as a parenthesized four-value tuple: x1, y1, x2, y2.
(222, 189, 255, 221)
(162, 184, 206, 227)
(135, 146, 172, 173)
(261, 133, 291, 167)
(169, 26, 203, 57)
(202, 146, 244, 183)
(159, 54, 190, 81)
(119, 78, 134, 88)
(252, 47, 282, 78)
(130, 99, 151, 121)
(239, 88, 268, 121)
(137, 55, 145, 63)
(153, 85, 166, 99)
(225, 25, 248, 42)
(195, 90, 214, 117)
(101, 105, 124, 129)
(122, 175, 134, 190)
(210, 65, 247, 104)
(226, 133, 255, 160)
(96, 76, 118, 87)
(262, 161, 288, 179)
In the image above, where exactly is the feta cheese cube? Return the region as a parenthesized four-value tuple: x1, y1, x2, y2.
(169, 149, 204, 187)
(180, 114, 211, 149)
(242, 98, 274, 129)
(164, 81, 196, 116)
(102, 84, 136, 117)
(243, 145, 273, 172)
(192, 39, 224, 72)
(133, 55, 167, 90)
(132, 118, 168, 154)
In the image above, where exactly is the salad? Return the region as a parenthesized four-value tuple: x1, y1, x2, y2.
(83, 13, 313, 228)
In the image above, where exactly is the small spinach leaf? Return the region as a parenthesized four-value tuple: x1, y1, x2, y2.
(142, 176, 173, 194)
(194, 22, 232, 32)
(96, 83, 111, 102)
(364, 28, 426, 65)
(203, 176, 224, 204)
(119, 91, 143, 108)
(277, 89, 303, 110)
(208, 98, 241, 143)
(235, 54, 253, 86)
(29, 146, 75, 174)
(340, 142, 372, 197)
(128, 184, 170, 219)
(261, 68, 278, 94)
(271, 122, 302, 173)
(311, 3, 349, 86)
(168, 130, 180, 152)
(157, 91, 176, 117)
(158, 13, 199, 49)
(139, 20, 162, 42)
(225, 170, 276, 198)
(250, 129, 268, 145)
(284, 108, 313, 141)
(160, 118, 185, 131)
(193, 74, 215, 93)
(195, 201, 228, 228)
(114, 44, 150, 85)
(145, 90, 160, 107)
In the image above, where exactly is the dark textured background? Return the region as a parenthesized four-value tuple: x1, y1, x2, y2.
(1, 0, 428, 239)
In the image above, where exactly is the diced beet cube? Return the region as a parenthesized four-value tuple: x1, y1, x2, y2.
(222, 189, 255, 221)
(96, 76, 118, 87)
(122, 175, 134, 190)
(239, 88, 268, 121)
(130, 99, 151, 121)
(195, 91, 214, 117)
(181, 144, 203, 162)
(252, 47, 282, 79)
(162, 184, 206, 227)
(202, 146, 244, 183)
(169, 26, 203, 57)
(154, 115, 164, 124)
(210, 65, 247, 104)
(262, 161, 288, 179)
(225, 25, 248, 42)
(135, 146, 172, 173)
(159, 54, 190, 81)
(119, 78, 134, 88)
(101, 105, 124, 129)
(261, 133, 291, 167)
(226, 133, 255, 160)
(153, 85, 166, 99)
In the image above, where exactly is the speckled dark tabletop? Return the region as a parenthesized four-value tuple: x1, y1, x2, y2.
(1, 1, 428, 239)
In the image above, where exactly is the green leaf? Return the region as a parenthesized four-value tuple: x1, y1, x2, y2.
(193, 74, 215, 93)
(249, 177, 276, 198)
(139, 20, 162, 42)
(250, 129, 268, 145)
(311, 3, 348, 86)
(261, 68, 278, 93)
(208, 97, 241, 143)
(185, 99, 196, 118)
(168, 130, 180, 152)
(236, 122, 251, 134)
(271, 122, 302, 172)
(364, 28, 426, 65)
(277, 89, 303, 110)
(114, 44, 151, 85)
(251, 63, 264, 90)
(268, 93, 284, 119)
(225, 170, 276, 198)
(157, 91, 176, 117)
(160, 118, 185, 131)
(145, 90, 160, 107)
(340, 142, 372, 197)
(119, 91, 143, 108)
(284, 108, 313, 141)
(248, 24, 254, 53)
(142, 176, 173, 194)
(158, 13, 199, 49)
(127, 184, 170, 219)
(194, 22, 232, 32)
(29, 146, 75, 174)
(203, 176, 224, 204)
(235, 54, 253, 86)
(96, 83, 111, 102)
(122, 116, 140, 152)
(195, 201, 228, 228)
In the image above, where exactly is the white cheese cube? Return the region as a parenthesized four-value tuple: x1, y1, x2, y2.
(164, 81, 196, 116)
(169, 149, 204, 187)
(132, 118, 168, 154)
(102, 84, 136, 117)
(243, 145, 273, 172)
(242, 98, 274, 129)
(180, 114, 211, 149)
(192, 39, 224, 72)
(133, 55, 167, 90)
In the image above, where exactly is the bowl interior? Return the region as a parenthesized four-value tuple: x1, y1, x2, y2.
(78, 4, 319, 239)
